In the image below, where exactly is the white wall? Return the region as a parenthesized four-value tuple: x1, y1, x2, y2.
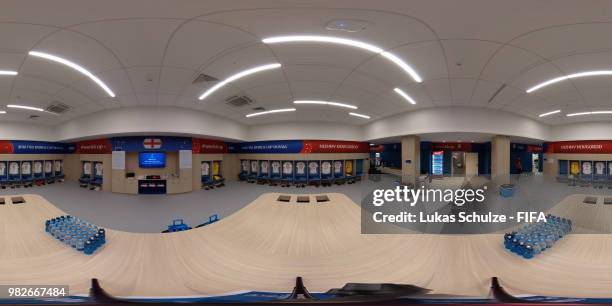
(54, 106, 247, 141)
(246, 122, 363, 141)
(549, 121, 612, 141)
(0, 122, 57, 141)
(4, 106, 612, 143)
(363, 107, 551, 141)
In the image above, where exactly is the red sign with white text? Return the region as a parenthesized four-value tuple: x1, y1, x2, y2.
(0, 141, 13, 154)
(431, 142, 472, 152)
(546, 141, 612, 154)
(370, 145, 384, 153)
(192, 138, 228, 154)
(302, 140, 369, 153)
(527, 145, 543, 153)
(76, 139, 112, 154)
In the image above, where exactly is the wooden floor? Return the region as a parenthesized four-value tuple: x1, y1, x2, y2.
(1, 193, 612, 298)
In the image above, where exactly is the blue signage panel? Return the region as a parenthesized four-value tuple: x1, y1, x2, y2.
(111, 136, 192, 152)
(232, 140, 304, 154)
(10, 141, 75, 154)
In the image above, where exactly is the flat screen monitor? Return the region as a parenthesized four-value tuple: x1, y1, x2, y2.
(139, 152, 166, 168)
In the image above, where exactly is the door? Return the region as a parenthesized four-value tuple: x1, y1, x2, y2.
(465, 153, 479, 176)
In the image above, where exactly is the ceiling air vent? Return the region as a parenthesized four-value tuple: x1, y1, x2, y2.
(225, 95, 253, 108)
(192, 73, 218, 84)
(28, 115, 40, 119)
(45, 102, 71, 114)
(252, 107, 265, 111)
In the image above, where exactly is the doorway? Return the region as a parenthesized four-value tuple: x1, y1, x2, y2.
(451, 152, 465, 176)
(532, 153, 540, 174)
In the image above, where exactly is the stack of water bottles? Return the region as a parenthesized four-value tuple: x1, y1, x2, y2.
(45, 215, 106, 255)
(504, 214, 572, 259)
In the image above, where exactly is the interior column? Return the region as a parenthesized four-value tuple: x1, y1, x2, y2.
(401, 135, 420, 186)
(491, 135, 510, 182)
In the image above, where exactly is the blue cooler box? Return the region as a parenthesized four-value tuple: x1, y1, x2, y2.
(500, 184, 514, 197)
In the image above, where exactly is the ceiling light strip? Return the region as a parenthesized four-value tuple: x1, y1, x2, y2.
(262, 35, 422, 83)
(7, 104, 44, 112)
(199, 63, 281, 100)
(0, 70, 18, 76)
(567, 110, 612, 117)
(538, 109, 561, 117)
(527, 71, 612, 93)
(0, 111, 6, 114)
(245, 108, 296, 118)
(28, 51, 115, 97)
(294, 100, 357, 109)
(393, 88, 417, 104)
(349, 112, 370, 119)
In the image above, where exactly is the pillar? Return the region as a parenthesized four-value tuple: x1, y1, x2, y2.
(491, 135, 510, 182)
(401, 135, 420, 186)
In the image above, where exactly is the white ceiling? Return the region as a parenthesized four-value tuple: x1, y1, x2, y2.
(1, 0, 612, 127)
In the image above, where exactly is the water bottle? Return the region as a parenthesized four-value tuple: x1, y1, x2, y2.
(523, 244, 534, 259)
(98, 229, 106, 244)
(76, 238, 85, 252)
(84, 240, 93, 255)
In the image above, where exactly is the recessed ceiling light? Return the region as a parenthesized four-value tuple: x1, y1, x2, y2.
(0, 70, 18, 76)
(7, 104, 44, 112)
(245, 108, 295, 118)
(566, 110, 612, 117)
(393, 88, 417, 104)
(538, 109, 561, 117)
(199, 63, 281, 100)
(28, 51, 115, 97)
(349, 112, 370, 119)
(527, 71, 612, 93)
(262, 35, 422, 83)
(293, 100, 357, 109)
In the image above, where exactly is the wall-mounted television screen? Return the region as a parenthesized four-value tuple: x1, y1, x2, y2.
(139, 152, 166, 168)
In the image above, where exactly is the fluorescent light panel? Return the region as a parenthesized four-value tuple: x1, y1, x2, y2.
(538, 109, 561, 117)
(393, 88, 417, 104)
(293, 100, 357, 109)
(349, 112, 370, 119)
(527, 71, 612, 93)
(0, 70, 18, 75)
(0, 110, 6, 114)
(246, 108, 295, 118)
(29, 51, 115, 97)
(7, 104, 44, 112)
(262, 35, 422, 83)
(199, 63, 281, 100)
(567, 110, 612, 117)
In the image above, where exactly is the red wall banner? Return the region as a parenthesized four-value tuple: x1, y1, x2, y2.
(301, 140, 370, 153)
(76, 139, 112, 154)
(431, 142, 472, 152)
(546, 140, 612, 154)
(0, 141, 13, 154)
(192, 138, 228, 154)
